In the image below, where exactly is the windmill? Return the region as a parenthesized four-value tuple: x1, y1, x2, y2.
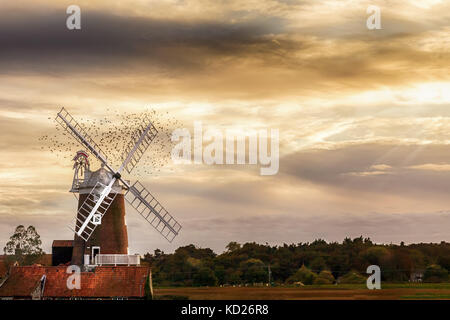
(55, 107, 181, 265)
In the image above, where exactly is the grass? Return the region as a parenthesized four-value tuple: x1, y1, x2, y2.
(382, 283, 450, 289)
(156, 283, 450, 290)
(154, 294, 189, 300)
(153, 283, 450, 300)
(402, 293, 450, 299)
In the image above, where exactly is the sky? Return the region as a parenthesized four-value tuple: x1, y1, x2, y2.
(0, 0, 450, 254)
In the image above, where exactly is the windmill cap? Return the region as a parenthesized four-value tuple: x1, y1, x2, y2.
(78, 167, 124, 194)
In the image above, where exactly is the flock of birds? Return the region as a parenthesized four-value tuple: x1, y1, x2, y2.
(38, 108, 183, 176)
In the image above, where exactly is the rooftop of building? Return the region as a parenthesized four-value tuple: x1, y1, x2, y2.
(0, 265, 149, 299)
(0, 254, 52, 278)
(0, 256, 7, 279)
(52, 240, 74, 248)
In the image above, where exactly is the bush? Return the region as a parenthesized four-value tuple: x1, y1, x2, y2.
(314, 270, 335, 285)
(339, 270, 366, 284)
(287, 265, 317, 285)
(423, 264, 448, 283)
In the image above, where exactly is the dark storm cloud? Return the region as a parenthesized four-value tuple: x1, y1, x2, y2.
(1, 5, 448, 98)
(0, 9, 287, 74)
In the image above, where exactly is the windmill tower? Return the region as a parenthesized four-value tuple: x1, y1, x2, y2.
(71, 165, 129, 265)
(55, 108, 182, 267)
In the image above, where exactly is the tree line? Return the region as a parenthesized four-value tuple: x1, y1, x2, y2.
(3, 226, 450, 286)
(143, 237, 450, 286)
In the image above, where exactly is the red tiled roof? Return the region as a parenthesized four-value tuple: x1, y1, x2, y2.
(0, 260, 8, 278)
(52, 240, 74, 248)
(0, 266, 42, 297)
(0, 266, 149, 298)
(0, 255, 52, 280)
(36, 254, 52, 266)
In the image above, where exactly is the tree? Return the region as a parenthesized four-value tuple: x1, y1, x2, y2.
(226, 242, 241, 252)
(423, 264, 448, 283)
(239, 259, 266, 284)
(214, 265, 226, 284)
(437, 255, 450, 271)
(193, 267, 218, 286)
(339, 270, 366, 284)
(287, 265, 317, 285)
(363, 247, 389, 266)
(141, 238, 450, 286)
(4, 225, 44, 265)
(314, 270, 335, 285)
(225, 269, 242, 285)
(309, 256, 327, 272)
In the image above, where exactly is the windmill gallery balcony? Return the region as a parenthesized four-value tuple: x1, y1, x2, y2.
(93, 254, 140, 266)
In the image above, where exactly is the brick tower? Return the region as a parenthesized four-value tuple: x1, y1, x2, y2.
(71, 166, 128, 265)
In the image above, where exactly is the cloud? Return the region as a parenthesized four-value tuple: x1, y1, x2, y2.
(281, 143, 450, 200)
(370, 164, 392, 171)
(0, 4, 449, 101)
(0, 9, 287, 74)
(408, 163, 450, 171)
(1, 0, 450, 253)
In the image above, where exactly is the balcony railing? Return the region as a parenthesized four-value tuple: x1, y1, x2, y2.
(94, 254, 140, 266)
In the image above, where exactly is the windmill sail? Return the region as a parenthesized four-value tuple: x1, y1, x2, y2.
(120, 116, 158, 174)
(56, 107, 111, 171)
(57, 107, 182, 243)
(69, 181, 118, 241)
(125, 181, 181, 242)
